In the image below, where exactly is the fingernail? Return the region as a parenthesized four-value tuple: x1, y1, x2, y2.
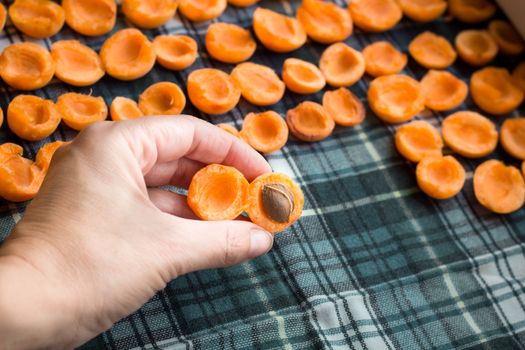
(250, 229, 273, 257)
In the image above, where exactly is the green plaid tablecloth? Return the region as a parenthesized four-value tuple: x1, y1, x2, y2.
(0, 0, 524, 349)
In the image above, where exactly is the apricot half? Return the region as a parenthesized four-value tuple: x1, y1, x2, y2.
(110, 97, 144, 121)
(57, 93, 108, 131)
(9, 0, 65, 38)
(138, 82, 186, 116)
(488, 20, 525, 56)
(349, 0, 402, 32)
(441, 111, 497, 158)
(368, 74, 425, 124)
(205, 23, 256, 64)
(240, 111, 289, 153)
(297, 0, 353, 44)
(0, 4, 6, 32)
(51, 40, 105, 87)
(227, 0, 259, 6)
(178, 0, 226, 22)
(252, 7, 307, 53)
(217, 123, 240, 137)
(7, 95, 61, 141)
(500, 118, 525, 160)
(187, 68, 241, 115)
(409, 31, 457, 69)
(286, 101, 335, 142)
(282, 58, 325, 95)
(319, 42, 365, 87)
(397, 0, 447, 22)
(395, 121, 443, 162)
(455, 30, 498, 66)
(420, 70, 468, 111)
(416, 156, 465, 199)
(122, 0, 177, 29)
(470, 67, 524, 115)
(362, 41, 407, 77)
(449, 0, 496, 23)
(513, 62, 525, 93)
(474, 160, 525, 214)
(322, 87, 365, 127)
(100, 29, 156, 81)
(153, 35, 197, 71)
(231, 62, 285, 106)
(63, 0, 116, 36)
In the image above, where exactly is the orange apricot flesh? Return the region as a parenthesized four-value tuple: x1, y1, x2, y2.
(240, 111, 289, 153)
(252, 7, 307, 53)
(500, 118, 525, 160)
(395, 120, 443, 162)
(297, 0, 353, 44)
(7, 95, 61, 141)
(441, 111, 497, 158)
(416, 156, 466, 199)
(362, 41, 407, 77)
(449, 0, 496, 23)
(397, 0, 447, 22)
(122, 0, 177, 29)
(420, 70, 468, 111)
(322, 87, 365, 127)
(153, 35, 197, 71)
(110, 97, 144, 121)
(63, 0, 116, 36)
(320, 42, 365, 87)
(205, 23, 256, 64)
(513, 62, 525, 93)
(9, 0, 65, 38)
(228, 0, 259, 6)
(474, 160, 525, 214)
(0, 4, 6, 32)
(286, 101, 335, 142)
(488, 20, 525, 56)
(455, 30, 498, 66)
(187, 68, 241, 115)
(57, 93, 108, 131)
(282, 58, 326, 95)
(0, 108, 3, 128)
(51, 40, 105, 87)
(231, 62, 285, 106)
(178, 0, 227, 22)
(409, 31, 457, 69)
(138, 82, 186, 116)
(217, 123, 240, 137)
(349, 0, 402, 32)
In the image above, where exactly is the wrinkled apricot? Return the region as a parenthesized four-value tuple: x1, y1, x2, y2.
(488, 20, 525, 56)
(474, 160, 525, 214)
(217, 123, 240, 137)
(500, 118, 525, 160)
(471, 67, 524, 115)
(51, 40, 104, 87)
(240, 111, 288, 153)
(178, 0, 226, 22)
(153, 35, 197, 71)
(282, 58, 325, 95)
(362, 41, 407, 77)
(231, 62, 285, 106)
(455, 30, 498, 66)
(110, 97, 144, 121)
(395, 121, 443, 162)
(205, 23, 256, 64)
(397, 0, 447, 22)
(57, 93, 108, 131)
(416, 156, 465, 199)
(187, 68, 241, 115)
(9, 0, 64, 38)
(349, 0, 402, 32)
(322, 87, 365, 127)
(368, 74, 425, 123)
(513, 62, 525, 93)
(100, 28, 156, 81)
(421, 70, 468, 111)
(7, 95, 61, 141)
(441, 111, 497, 158)
(286, 101, 335, 142)
(449, 0, 496, 23)
(63, 0, 116, 36)
(138, 82, 186, 116)
(0, 4, 6, 32)
(409, 31, 457, 69)
(319, 42, 365, 87)
(297, 0, 353, 44)
(122, 0, 177, 29)
(252, 7, 307, 53)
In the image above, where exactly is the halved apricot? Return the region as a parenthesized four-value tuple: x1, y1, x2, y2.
(474, 159, 525, 214)
(362, 41, 407, 77)
(322, 87, 365, 127)
(455, 30, 498, 66)
(348, 0, 402, 32)
(227, 0, 258, 6)
(205, 23, 256, 64)
(409, 31, 457, 69)
(297, 0, 353, 44)
(178, 0, 226, 22)
(0, 108, 3, 128)
(51, 40, 105, 87)
(368, 74, 425, 124)
(319, 42, 365, 87)
(286, 101, 335, 142)
(187, 164, 248, 221)
(57, 93, 108, 131)
(488, 20, 525, 56)
(252, 7, 307, 53)
(522, 161, 525, 178)
(62, 0, 116, 36)
(470, 67, 524, 115)
(138, 82, 186, 116)
(240, 111, 288, 153)
(421, 70, 468, 111)
(122, 0, 177, 29)
(441, 111, 497, 158)
(231, 62, 285, 106)
(110, 97, 144, 121)
(282, 58, 325, 95)
(100, 28, 156, 81)
(397, 0, 447, 22)
(395, 120, 443, 162)
(416, 156, 465, 199)
(0, 43, 55, 91)
(513, 62, 525, 93)
(7, 95, 61, 141)
(187, 68, 241, 115)
(500, 118, 525, 160)
(449, 0, 496, 23)
(9, 0, 65, 38)
(217, 123, 240, 137)
(153, 35, 197, 71)
(0, 4, 6, 32)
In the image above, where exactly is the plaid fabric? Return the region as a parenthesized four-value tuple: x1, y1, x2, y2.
(0, 0, 524, 349)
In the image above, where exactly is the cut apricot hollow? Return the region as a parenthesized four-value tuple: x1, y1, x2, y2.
(122, 0, 177, 29)
(9, 0, 65, 38)
(320, 42, 365, 87)
(455, 30, 498, 66)
(474, 159, 525, 214)
(397, 0, 447, 22)
(409, 31, 457, 69)
(449, 0, 496, 23)
(153, 35, 197, 71)
(63, 0, 116, 36)
(228, 0, 258, 6)
(246, 172, 304, 234)
(368, 74, 425, 124)
(51, 40, 105, 87)
(421, 70, 468, 111)
(110, 97, 144, 121)
(416, 156, 465, 199)
(297, 0, 353, 44)
(0, 4, 6, 32)
(0, 42, 55, 91)
(187, 68, 241, 115)
(362, 41, 407, 77)
(252, 7, 307, 53)
(513, 62, 525, 93)
(282, 58, 325, 95)
(178, 0, 226, 22)
(488, 20, 525, 56)
(217, 123, 240, 137)
(7, 95, 61, 141)
(322, 87, 365, 127)
(205, 23, 256, 64)
(187, 164, 248, 221)
(470, 67, 524, 115)
(100, 28, 156, 81)
(349, 0, 402, 32)
(441, 111, 497, 158)
(240, 111, 289, 153)
(138, 82, 186, 116)
(286, 101, 335, 142)
(500, 118, 525, 160)
(57, 93, 108, 131)
(231, 62, 285, 106)
(395, 121, 443, 162)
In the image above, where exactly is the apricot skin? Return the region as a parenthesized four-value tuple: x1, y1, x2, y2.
(205, 23, 256, 64)
(63, 0, 117, 36)
(297, 0, 353, 44)
(51, 40, 105, 87)
(9, 0, 65, 39)
(7, 95, 62, 141)
(153, 35, 197, 71)
(252, 7, 307, 53)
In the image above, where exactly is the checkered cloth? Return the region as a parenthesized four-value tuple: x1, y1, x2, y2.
(0, 0, 524, 349)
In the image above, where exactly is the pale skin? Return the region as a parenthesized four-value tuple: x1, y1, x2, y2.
(0, 116, 274, 349)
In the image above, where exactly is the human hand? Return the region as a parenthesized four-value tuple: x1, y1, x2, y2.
(0, 116, 274, 349)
